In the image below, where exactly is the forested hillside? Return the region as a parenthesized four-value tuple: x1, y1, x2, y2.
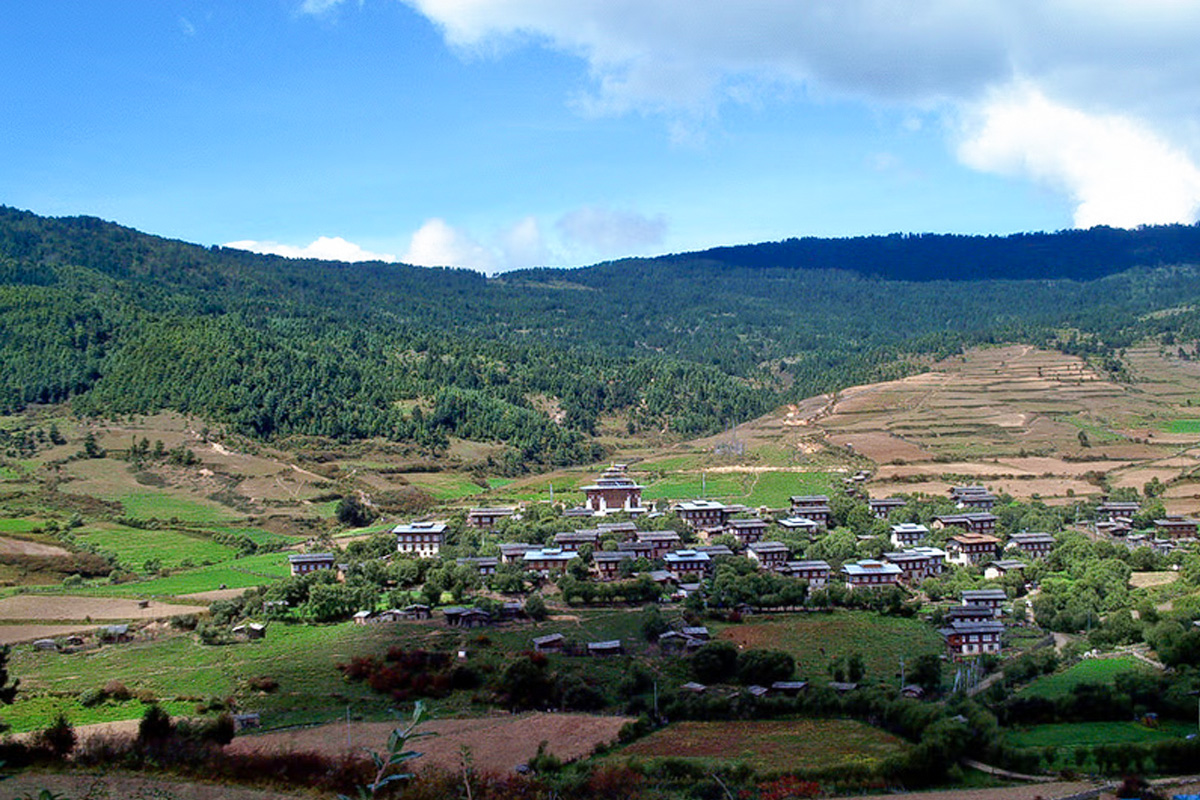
(6, 205, 1200, 470)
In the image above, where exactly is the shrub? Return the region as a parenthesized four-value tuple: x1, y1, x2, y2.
(34, 712, 76, 758)
(102, 680, 132, 702)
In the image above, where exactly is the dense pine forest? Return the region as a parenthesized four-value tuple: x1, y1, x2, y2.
(6, 205, 1200, 469)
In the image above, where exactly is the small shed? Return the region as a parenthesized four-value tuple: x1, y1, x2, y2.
(232, 712, 261, 732)
(680, 681, 707, 694)
(232, 622, 266, 640)
(352, 610, 373, 625)
(401, 604, 432, 620)
(587, 640, 624, 657)
(32, 639, 58, 652)
(532, 633, 567, 653)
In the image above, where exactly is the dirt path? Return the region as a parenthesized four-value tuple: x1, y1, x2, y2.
(826, 780, 1097, 800)
(0, 536, 70, 557)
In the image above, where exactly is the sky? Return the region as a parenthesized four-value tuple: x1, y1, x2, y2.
(4, 2, 1200, 274)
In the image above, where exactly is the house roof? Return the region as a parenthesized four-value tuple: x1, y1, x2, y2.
(782, 559, 830, 571)
(962, 588, 1007, 601)
(392, 521, 448, 535)
(748, 541, 789, 555)
(664, 549, 711, 565)
(288, 553, 335, 563)
(891, 523, 929, 534)
(676, 500, 727, 512)
(778, 516, 819, 528)
(841, 560, 902, 577)
(532, 634, 566, 646)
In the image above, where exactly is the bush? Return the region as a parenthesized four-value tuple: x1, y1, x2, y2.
(102, 680, 131, 701)
(35, 712, 76, 758)
(137, 704, 173, 744)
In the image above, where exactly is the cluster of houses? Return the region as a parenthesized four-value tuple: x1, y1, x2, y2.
(1092, 501, 1199, 554)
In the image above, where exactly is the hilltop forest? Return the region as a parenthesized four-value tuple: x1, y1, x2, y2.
(6, 205, 1200, 470)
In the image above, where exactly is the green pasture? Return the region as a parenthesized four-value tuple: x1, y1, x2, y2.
(405, 473, 489, 501)
(1164, 419, 1200, 434)
(745, 471, 833, 507)
(0, 696, 196, 734)
(1007, 720, 1196, 749)
(1017, 656, 1152, 700)
(714, 612, 944, 684)
(74, 524, 236, 570)
(77, 562, 281, 598)
(0, 518, 44, 535)
(118, 491, 239, 524)
(611, 718, 907, 775)
(204, 525, 303, 547)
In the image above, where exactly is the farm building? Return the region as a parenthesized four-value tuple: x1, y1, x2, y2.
(675, 500, 729, 530)
(1006, 532, 1055, 560)
(883, 547, 946, 582)
(789, 495, 831, 527)
(499, 543, 538, 564)
(747, 541, 789, 569)
(950, 485, 997, 509)
(443, 607, 492, 628)
(532, 633, 567, 653)
(288, 552, 336, 576)
(587, 640, 624, 657)
(635, 530, 682, 558)
(1097, 501, 1140, 522)
(726, 518, 768, 545)
(984, 559, 1026, 580)
(553, 530, 601, 551)
(393, 521, 447, 558)
(841, 559, 902, 589)
(933, 513, 998, 536)
(961, 588, 1007, 617)
(777, 559, 830, 588)
(940, 619, 1004, 658)
(466, 507, 516, 528)
(663, 549, 712, 580)
(945, 532, 1001, 565)
(777, 517, 820, 538)
(696, 544, 735, 559)
(522, 547, 579, 573)
(456, 556, 499, 576)
(1154, 517, 1198, 539)
(593, 549, 636, 580)
(890, 523, 929, 548)
(868, 497, 907, 519)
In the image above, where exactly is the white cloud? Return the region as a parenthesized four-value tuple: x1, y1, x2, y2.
(959, 85, 1200, 228)
(402, 218, 497, 271)
(178, 17, 196, 37)
(299, 0, 350, 14)
(557, 207, 667, 254)
(500, 216, 551, 267)
(403, 0, 1200, 226)
(224, 236, 396, 263)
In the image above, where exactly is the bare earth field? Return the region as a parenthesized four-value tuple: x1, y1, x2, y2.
(227, 712, 633, 773)
(0, 623, 102, 644)
(0, 594, 206, 621)
(1, 770, 311, 800)
(0, 536, 70, 557)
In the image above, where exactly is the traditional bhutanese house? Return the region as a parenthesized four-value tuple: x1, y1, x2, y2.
(581, 464, 646, 516)
(597, 521, 639, 537)
(288, 552, 336, 577)
(375, 609, 405, 623)
(889, 522, 928, 548)
(562, 506, 595, 520)
(393, 521, 447, 558)
(940, 619, 1004, 658)
(1155, 517, 1198, 539)
(675, 500, 729, 530)
(841, 559, 902, 590)
(553, 530, 601, 551)
(696, 544, 735, 559)
(724, 504, 752, 517)
(532, 633, 567, 653)
(747, 540, 790, 569)
(1006, 532, 1056, 560)
(883, 547, 946, 583)
(663, 549, 712, 580)
(869, 497, 907, 519)
(945, 532, 1001, 565)
(616, 540, 654, 558)
(466, 507, 516, 528)
(777, 516, 821, 538)
(951, 485, 997, 510)
(587, 640, 624, 657)
(984, 559, 1026, 580)
(593, 549, 635, 580)
(789, 496, 831, 527)
(1098, 520, 1132, 538)
(352, 611, 373, 625)
(443, 607, 492, 628)
(945, 604, 995, 625)
(777, 559, 830, 588)
(681, 626, 710, 641)
(1097, 501, 1141, 523)
(521, 547, 579, 573)
(933, 513, 998, 535)
(456, 556, 499, 576)
(499, 543, 538, 564)
(635, 530, 682, 559)
(726, 518, 769, 546)
(961, 588, 1007, 618)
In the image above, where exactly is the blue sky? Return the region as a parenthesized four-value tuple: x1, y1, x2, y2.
(3, 2, 1200, 273)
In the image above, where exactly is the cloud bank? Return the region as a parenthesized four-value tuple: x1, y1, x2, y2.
(224, 236, 396, 263)
(395, 0, 1200, 228)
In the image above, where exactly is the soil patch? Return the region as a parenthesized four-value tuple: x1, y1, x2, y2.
(2, 769, 309, 800)
(228, 712, 631, 773)
(0, 536, 70, 557)
(0, 623, 100, 644)
(0, 595, 206, 622)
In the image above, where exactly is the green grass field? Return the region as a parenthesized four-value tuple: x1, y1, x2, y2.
(1164, 419, 1200, 433)
(73, 524, 236, 570)
(745, 471, 833, 507)
(77, 561, 282, 598)
(614, 718, 907, 774)
(1018, 656, 1152, 700)
(717, 612, 945, 684)
(0, 518, 44, 535)
(118, 491, 239, 523)
(1007, 720, 1196, 748)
